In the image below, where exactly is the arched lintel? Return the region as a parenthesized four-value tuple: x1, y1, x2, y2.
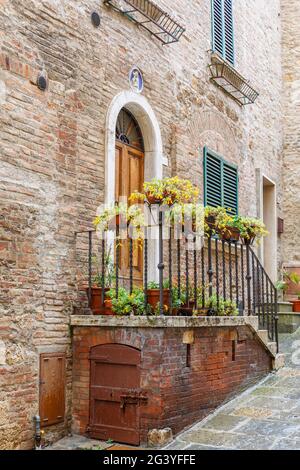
(105, 90, 166, 207)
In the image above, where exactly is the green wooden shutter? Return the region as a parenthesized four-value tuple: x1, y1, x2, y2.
(212, 0, 234, 65)
(224, 0, 234, 64)
(204, 148, 222, 208)
(223, 161, 238, 215)
(212, 0, 224, 58)
(204, 147, 238, 214)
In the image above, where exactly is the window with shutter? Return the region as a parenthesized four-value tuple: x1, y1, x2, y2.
(204, 147, 238, 214)
(211, 0, 235, 65)
(39, 352, 66, 427)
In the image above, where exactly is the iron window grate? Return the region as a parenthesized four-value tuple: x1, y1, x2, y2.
(209, 52, 259, 105)
(104, 0, 185, 45)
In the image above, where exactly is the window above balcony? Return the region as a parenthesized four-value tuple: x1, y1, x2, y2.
(104, 0, 185, 45)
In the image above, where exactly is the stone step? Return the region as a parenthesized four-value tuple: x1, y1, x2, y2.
(277, 311, 300, 334)
(257, 329, 269, 343)
(267, 341, 277, 356)
(278, 301, 294, 313)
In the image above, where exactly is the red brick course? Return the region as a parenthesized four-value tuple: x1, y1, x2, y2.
(72, 326, 272, 444)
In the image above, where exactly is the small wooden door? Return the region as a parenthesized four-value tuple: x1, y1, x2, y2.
(39, 353, 66, 427)
(89, 344, 143, 445)
(115, 141, 144, 285)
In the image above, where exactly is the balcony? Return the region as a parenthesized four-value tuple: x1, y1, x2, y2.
(104, 0, 185, 45)
(209, 53, 259, 106)
(75, 203, 278, 351)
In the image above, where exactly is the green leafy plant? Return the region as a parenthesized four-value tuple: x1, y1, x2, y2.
(108, 287, 146, 316)
(205, 294, 239, 317)
(204, 206, 227, 235)
(238, 216, 268, 244)
(93, 203, 145, 240)
(92, 247, 115, 288)
(147, 279, 170, 289)
(275, 270, 300, 293)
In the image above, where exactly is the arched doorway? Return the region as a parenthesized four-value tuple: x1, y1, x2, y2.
(115, 108, 144, 285)
(89, 344, 142, 445)
(105, 91, 165, 282)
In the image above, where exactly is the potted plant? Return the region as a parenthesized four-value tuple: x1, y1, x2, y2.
(130, 176, 200, 207)
(199, 294, 239, 317)
(275, 270, 300, 301)
(167, 203, 204, 236)
(146, 280, 170, 312)
(204, 206, 227, 236)
(239, 217, 268, 245)
(292, 294, 300, 313)
(108, 287, 146, 316)
(86, 251, 115, 315)
(93, 203, 145, 240)
(215, 212, 240, 242)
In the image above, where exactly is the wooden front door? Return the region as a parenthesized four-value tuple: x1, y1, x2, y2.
(115, 141, 144, 285)
(89, 344, 143, 445)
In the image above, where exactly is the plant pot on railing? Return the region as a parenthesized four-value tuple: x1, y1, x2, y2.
(292, 300, 300, 313)
(86, 287, 113, 315)
(195, 307, 211, 317)
(205, 215, 216, 232)
(178, 300, 195, 317)
(147, 288, 170, 311)
(219, 226, 240, 242)
(240, 227, 256, 245)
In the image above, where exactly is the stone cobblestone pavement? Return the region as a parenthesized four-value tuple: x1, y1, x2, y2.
(165, 329, 300, 450)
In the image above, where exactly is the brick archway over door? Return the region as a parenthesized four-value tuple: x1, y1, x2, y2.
(88, 344, 142, 445)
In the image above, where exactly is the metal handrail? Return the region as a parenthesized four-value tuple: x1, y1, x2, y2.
(75, 227, 278, 353)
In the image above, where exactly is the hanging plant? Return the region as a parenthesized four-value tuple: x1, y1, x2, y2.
(204, 206, 227, 236)
(130, 176, 200, 206)
(93, 203, 145, 240)
(238, 217, 268, 245)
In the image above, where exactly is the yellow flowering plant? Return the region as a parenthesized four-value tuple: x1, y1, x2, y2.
(129, 177, 200, 206)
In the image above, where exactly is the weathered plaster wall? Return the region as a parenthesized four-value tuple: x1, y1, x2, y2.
(281, 0, 300, 266)
(0, 0, 283, 449)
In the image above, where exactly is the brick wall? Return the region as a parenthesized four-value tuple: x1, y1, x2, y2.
(281, 0, 300, 266)
(72, 326, 272, 444)
(0, 0, 282, 448)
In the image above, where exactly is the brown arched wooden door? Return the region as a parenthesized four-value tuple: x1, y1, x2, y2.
(115, 109, 144, 286)
(89, 344, 142, 445)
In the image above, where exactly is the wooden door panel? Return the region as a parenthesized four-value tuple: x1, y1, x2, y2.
(39, 353, 66, 427)
(115, 143, 144, 285)
(89, 344, 141, 446)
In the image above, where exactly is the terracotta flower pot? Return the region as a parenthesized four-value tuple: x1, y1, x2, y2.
(205, 215, 216, 232)
(87, 287, 113, 315)
(145, 193, 161, 205)
(196, 307, 210, 317)
(220, 226, 240, 242)
(292, 300, 300, 313)
(178, 300, 195, 317)
(146, 289, 170, 310)
(241, 227, 256, 245)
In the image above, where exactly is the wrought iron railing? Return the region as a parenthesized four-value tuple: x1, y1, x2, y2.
(75, 217, 278, 352)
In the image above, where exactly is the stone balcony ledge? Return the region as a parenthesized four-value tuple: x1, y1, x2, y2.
(70, 315, 259, 330)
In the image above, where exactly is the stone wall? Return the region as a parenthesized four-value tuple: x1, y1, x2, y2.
(72, 323, 272, 444)
(281, 0, 300, 266)
(0, 0, 283, 449)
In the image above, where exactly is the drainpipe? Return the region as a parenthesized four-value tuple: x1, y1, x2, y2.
(34, 415, 42, 450)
